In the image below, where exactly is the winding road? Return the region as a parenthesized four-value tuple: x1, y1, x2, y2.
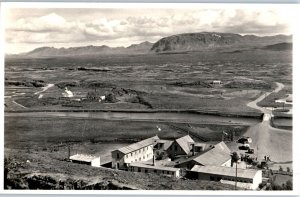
(244, 82, 292, 163)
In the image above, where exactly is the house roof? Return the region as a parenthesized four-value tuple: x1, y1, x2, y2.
(177, 141, 231, 166)
(69, 154, 99, 162)
(158, 139, 173, 150)
(175, 135, 195, 154)
(130, 162, 180, 172)
(117, 135, 159, 154)
(191, 165, 260, 179)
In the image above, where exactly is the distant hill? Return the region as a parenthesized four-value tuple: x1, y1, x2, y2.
(261, 42, 292, 51)
(15, 41, 153, 58)
(8, 32, 292, 58)
(150, 32, 292, 53)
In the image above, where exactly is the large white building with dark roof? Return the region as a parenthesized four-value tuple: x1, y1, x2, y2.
(111, 135, 159, 169)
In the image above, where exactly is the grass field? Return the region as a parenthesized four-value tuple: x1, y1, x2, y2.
(4, 49, 292, 190)
(5, 50, 292, 113)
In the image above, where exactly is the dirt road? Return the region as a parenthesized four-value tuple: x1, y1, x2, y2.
(246, 82, 284, 114)
(244, 82, 292, 163)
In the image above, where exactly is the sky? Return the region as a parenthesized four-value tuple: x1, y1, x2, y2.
(3, 5, 295, 54)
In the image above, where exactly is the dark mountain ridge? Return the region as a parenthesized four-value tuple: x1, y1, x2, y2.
(150, 32, 292, 52)
(9, 32, 292, 58)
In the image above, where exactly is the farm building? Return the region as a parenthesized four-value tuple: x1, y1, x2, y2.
(69, 154, 100, 167)
(212, 80, 222, 85)
(175, 141, 231, 169)
(189, 165, 262, 190)
(129, 162, 181, 178)
(111, 135, 159, 170)
(166, 135, 195, 159)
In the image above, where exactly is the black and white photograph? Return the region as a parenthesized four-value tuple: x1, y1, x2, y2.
(1, 2, 297, 192)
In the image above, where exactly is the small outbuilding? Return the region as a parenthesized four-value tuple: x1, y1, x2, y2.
(69, 154, 101, 167)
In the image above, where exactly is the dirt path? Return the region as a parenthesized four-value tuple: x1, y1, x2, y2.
(244, 82, 292, 162)
(12, 100, 27, 109)
(246, 82, 284, 114)
(34, 83, 54, 95)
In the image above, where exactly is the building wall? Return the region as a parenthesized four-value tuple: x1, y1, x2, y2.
(252, 170, 262, 189)
(71, 160, 91, 166)
(91, 157, 101, 167)
(111, 150, 125, 169)
(196, 171, 257, 189)
(112, 144, 154, 169)
(129, 165, 180, 178)
(124, 145, 154, 164)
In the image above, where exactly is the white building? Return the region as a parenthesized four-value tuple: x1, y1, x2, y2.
(129, 162, 181, 178)
(111, 135, 159, 169)
(69, 154, 100, 167)
(190, 165, 262, 190)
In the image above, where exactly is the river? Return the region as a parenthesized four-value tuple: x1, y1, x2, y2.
(5, 111, 261, 125)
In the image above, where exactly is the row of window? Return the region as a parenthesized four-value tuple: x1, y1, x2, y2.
(125, 146, 150, 158)
(131, 167, 175, 175)
(126, 153, 152, 163)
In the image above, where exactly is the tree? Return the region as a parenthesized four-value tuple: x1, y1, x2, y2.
(231, 152, 240, 190)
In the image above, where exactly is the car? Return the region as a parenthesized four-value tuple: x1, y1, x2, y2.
(247, 148, 254, 154)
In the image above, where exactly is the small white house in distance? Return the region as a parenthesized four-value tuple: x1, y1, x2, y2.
(69, 154, 100, 167)
(190, 165, 262, 190)
(111, 135, 159, 170)
(129, 163, 180, 178)
(212, 80, 222, 85)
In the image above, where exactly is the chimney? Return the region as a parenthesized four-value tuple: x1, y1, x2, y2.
(192, 143, 195, 156)
(153, 155, 155, 166)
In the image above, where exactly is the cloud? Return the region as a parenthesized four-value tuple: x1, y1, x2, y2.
(5, 8, 293, 54)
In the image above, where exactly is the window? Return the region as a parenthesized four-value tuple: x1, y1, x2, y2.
(139, 158, 141, 161)
(126, 155, 128, 158)
(175, 145, 178, 151)
(139, 150, 141, 153)
(154, 170, 157, 173)
(117, 153, 119, 159)
(162, 171, 165, 174)
(145, 169, 148, 173)
(143, 156, 145, 159)
(138, 168, 141, 172)
(131, 153, 133, 156)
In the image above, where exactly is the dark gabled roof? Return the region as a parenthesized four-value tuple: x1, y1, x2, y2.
(177, 141, 231, 166)
(175, 135, 194, 154)
(157, 139, 173, 150)
(117, 135, 159, 154)
(191, 165, 260, 179)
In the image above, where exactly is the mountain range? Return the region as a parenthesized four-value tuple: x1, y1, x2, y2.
(9, 32, 292, 58)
